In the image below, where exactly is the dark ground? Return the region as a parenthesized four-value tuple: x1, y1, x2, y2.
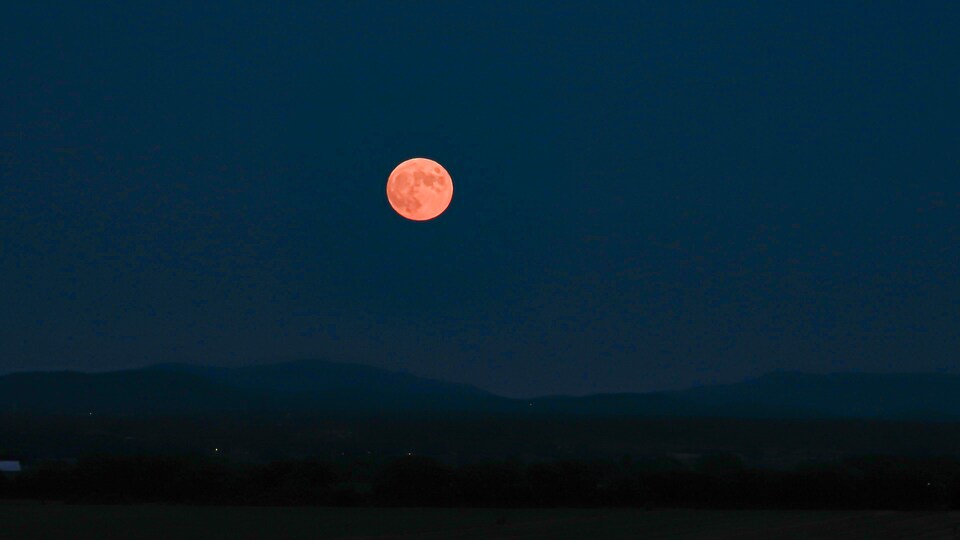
(7, 412, 960, 466)
(1, 505, 959, 539)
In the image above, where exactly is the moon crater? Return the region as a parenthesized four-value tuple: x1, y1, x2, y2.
(386, 158, 453, 221)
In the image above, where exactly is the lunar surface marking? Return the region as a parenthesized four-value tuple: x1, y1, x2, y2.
(387, 158, 453, 221)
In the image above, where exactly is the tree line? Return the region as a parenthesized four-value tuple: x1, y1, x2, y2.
(2, 454, 960, 509)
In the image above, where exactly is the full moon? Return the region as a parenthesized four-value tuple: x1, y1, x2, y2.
(386, 157, 453, 221)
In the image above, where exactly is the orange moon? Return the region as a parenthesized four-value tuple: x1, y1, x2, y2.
(386, 157, 453, 221)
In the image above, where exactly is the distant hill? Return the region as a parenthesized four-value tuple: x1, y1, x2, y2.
(148, 359, 514, 413)
(526, 371, 960, 420)
(0, 360, 512, 415)
(2, 361, 960, 420)
(674, 371, 960, 420)
(0, 369, 262, 415)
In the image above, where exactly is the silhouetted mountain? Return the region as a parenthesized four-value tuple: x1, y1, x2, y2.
(526, 372, 960, 420)
(0, 370, 263, 414)
(1, 362, 960, 420)
(525, 391, 807, 418)
(149, 359, 513, 412)
(0, 360, 513, 415)
(674, 371, 960, 420)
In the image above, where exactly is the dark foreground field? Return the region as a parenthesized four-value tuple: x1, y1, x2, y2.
(1, 505, 959, 540)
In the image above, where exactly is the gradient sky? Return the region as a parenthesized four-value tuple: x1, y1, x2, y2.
(1, 2, 958, 397)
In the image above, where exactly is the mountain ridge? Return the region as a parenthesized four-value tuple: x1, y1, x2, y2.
(2, 361, 959, 420)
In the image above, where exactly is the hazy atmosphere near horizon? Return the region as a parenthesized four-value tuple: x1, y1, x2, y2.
(1, 2, 958, 398)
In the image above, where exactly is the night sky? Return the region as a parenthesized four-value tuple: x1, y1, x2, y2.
(1, 3, 957, 397)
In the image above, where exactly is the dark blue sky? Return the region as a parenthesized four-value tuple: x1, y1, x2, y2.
(1, 2, 957, 397)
